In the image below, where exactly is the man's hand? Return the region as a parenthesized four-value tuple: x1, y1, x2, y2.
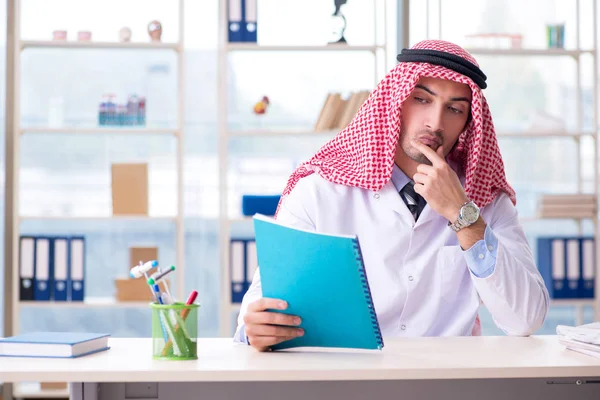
(243, 298, 304, 352)
(411, 140, 469, 222)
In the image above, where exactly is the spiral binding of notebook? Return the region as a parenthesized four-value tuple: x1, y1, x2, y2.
(353, 237, 384, 349)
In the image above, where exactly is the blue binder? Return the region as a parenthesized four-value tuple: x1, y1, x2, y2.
(33, 237, 52, 301)
(230, 238, 248, 303)
(580, 238, 595, 299)
(227, 0, 244, 42)
(253, 213, 384, 350)
(243, 0, 258, 43)
(241, 195, 281, 216)
(69, 236, 85, 301)
(52, 237, 70, 301)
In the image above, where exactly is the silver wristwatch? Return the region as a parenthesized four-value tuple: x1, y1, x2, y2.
(448, 200, 480, 232)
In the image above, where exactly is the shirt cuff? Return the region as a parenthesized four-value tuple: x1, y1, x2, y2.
(463, 224, 499, 278)
(233, 324, 250, 345)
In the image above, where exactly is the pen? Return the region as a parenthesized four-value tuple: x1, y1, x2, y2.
(148, 266, 176, 303)
(152, 283, 163, 304)
(149, 265, 175, 282)
(161, 289, 198, 356)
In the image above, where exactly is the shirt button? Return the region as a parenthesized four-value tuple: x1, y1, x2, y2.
(373, 193, 380, 199)
(478, 254, 484, 259)
(488, 245, 493, 251)
(408, 276, 414, 281)
(401, 325, 406, 330)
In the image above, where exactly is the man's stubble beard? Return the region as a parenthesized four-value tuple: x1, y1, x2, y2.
(399, 129, 435, 166)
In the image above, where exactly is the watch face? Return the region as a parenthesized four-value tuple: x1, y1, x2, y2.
(461, 203, 480, 224)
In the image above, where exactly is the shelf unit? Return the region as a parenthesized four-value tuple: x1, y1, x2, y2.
(216, 0, 389, 337)
(422, 0, 599, 325)
(20, 127, 179, 135)
(465, 48, 595, 57)
(20, 40, 181, 51)
(2, 1, 185, 399)
(225, 44, 386, 52)
(18, 297, 149, 309)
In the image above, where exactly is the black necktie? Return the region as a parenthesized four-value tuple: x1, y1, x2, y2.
(400, 181, 426, 221)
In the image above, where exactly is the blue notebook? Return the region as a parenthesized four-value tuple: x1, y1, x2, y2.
(253, 214, 384, 350)
(0, 332, 110, 358)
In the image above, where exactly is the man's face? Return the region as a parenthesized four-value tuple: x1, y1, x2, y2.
(397, 76, 472, 165)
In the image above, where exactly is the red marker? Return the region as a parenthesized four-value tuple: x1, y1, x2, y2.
(181, 290, 198, 319)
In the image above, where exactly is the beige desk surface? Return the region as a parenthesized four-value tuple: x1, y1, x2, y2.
(1, 336, 599, 383)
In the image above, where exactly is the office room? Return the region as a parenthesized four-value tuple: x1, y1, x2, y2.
(1, 0, 600, 399)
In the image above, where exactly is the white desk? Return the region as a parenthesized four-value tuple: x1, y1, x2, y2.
(2, 336, 600, 400)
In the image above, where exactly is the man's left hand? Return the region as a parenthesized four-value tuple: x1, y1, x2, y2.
(412, 141, 469, 222)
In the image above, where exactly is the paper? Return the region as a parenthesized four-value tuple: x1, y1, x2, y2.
(557, 322, 600, 346)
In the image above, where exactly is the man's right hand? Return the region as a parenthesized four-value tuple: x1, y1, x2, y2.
(243, 297, 304, 352)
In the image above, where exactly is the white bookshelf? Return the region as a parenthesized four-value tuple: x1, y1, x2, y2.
(20, 127, 179, 135)
(217, 0, 389, 337)
(225, 44, 385, 52)
(426, 0, 599, 325)
(496, 131, 596, 139)
(20, 40, 181, 51)
(464, 48, 594, 57)
(18, 215, 178, 221)
(2, 1, 186, 400)
(228, 129, 340, 137)
(19, 297, 149, 309)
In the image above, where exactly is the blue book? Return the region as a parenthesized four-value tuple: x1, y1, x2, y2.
(252, 214, 384, 351)
(0, 332, 110, 358)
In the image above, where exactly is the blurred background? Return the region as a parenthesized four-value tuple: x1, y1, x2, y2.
(1, 0, 600, 397)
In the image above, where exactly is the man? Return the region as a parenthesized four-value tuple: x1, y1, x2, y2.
(234, 40, 550, 352)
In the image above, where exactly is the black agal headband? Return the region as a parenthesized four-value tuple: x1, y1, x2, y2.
(396, 48, 487, 89)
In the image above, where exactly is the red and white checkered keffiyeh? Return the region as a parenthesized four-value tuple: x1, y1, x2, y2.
(277, 40, 516, 215)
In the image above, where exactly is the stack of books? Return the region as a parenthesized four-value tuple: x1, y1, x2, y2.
(314, 91, 371, 132)
(557, 322, 600, 359)
(537, 194, 597, 219)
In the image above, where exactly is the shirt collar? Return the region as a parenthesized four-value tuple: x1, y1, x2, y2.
(390, 163, 411, 193)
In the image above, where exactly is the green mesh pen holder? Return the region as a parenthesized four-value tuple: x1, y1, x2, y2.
(150, 302, 199, 360)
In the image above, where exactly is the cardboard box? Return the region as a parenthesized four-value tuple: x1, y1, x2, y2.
(115, 278, 170, 302)
(129, 246, 158, 270)
(40, 382, 67, 390)
(111, 163, 148, 215)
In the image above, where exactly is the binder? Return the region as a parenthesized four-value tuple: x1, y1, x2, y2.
(253, 213, 384, 350)
(241, 195, 281, 216)
(19, 236, 35, 301)
(246, 239, 258, 291)
(227, 0, 243, 42)
(34, 237, 52, 301)
(243, 0, 258, 42)
(581, 239, 595, 298)
(230, 238, 247, 303)
(566, 239, 580, 298)
(52, 237, 70, 301)
(538, 237, 566, 298)
(69, 237, 85, 301)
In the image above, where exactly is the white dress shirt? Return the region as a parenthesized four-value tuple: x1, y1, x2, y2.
(234, 166, 550, 342)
